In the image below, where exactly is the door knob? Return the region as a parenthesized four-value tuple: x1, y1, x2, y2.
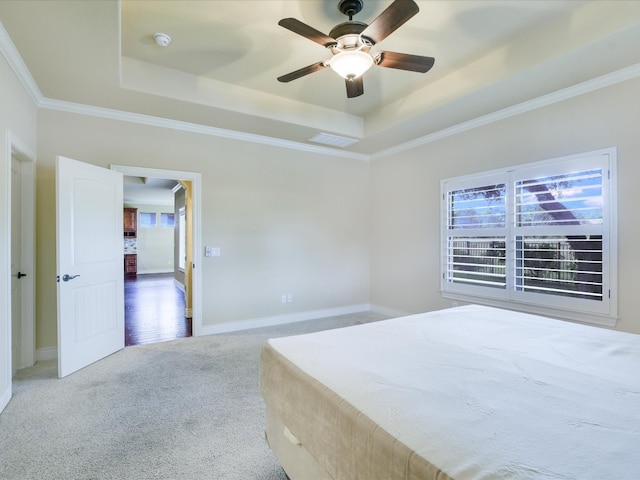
(16, 272, 27, 279)
(62, 274, 80, 282)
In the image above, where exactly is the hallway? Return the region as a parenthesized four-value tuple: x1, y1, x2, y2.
(124, 273, 191, 346)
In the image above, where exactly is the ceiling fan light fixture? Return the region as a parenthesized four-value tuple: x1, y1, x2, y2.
(329, 50, 373, 80)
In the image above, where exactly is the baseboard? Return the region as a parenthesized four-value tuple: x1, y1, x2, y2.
(369, 304, 411, 319)
(199, 304, 372, 335)
(36, 346, 58, 362)
(137, 269, 173, 275)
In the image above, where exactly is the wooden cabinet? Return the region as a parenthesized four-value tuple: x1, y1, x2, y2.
(124, 208, 137, 237)
(124, 208, 138, 275)
(124, 254, 137, 276)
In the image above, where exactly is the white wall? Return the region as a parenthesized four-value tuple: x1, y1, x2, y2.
(370, 76, 640, 334)
(125, 203, 175, 274)
(35, 110, 371, 350)
(0, 44, 37, 407)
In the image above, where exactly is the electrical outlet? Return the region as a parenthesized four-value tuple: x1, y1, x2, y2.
(287, 294, 293, 303)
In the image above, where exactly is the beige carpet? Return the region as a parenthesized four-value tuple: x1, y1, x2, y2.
(0, 311, 387, 480)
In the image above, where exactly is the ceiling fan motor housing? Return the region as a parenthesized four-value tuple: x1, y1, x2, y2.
(338, 0, 364, 18)
(329, 21, 368, 43)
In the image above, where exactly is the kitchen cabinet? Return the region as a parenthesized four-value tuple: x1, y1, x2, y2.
(124, 208, 138, 275)
(124, 254, 137, 276)
(124, 208, 137, 237)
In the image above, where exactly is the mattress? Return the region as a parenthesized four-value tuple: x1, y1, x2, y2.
(259, 305, 640, 479)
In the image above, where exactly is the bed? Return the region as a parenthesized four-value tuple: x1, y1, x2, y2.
(259, 305, 640, 479)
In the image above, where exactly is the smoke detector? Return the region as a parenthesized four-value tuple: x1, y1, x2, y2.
(153, 32, 171, 47)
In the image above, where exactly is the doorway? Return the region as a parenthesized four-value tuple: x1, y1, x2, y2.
(10, 140, 35, 374)
(11, 154, 22, 374)
(114, 165, 201, 345)
(2, 136, 35, 414)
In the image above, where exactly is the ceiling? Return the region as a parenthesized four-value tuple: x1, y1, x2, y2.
(123, 176, 178, 205)
(1, 1, 640, 156)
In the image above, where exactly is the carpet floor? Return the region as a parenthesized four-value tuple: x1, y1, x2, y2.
(0, 311, 388, 480)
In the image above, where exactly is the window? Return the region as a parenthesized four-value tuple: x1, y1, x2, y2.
(160, 213, 175, 228)
(441, 148, 617, 326)
(139, 212, 157, 228)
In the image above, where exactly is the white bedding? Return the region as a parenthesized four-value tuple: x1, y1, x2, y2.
(266, 305, 640, 479)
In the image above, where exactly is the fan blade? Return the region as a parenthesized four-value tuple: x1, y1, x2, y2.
(377, 51, 435, 73)
(360, 0, 419, 45)
(278, 18, 337, 47)
(277, 62, 327, 83)
(345, 76, 364, 98)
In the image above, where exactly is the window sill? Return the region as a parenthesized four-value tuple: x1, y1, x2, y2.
(441, 291, 618, 328)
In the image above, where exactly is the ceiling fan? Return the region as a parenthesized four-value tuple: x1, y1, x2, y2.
(277, 0, 435, 98)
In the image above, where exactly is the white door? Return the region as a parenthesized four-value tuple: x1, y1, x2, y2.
(11, 156, 22, 376)
(0, 161, 19, 413)
(56, 156, 124, 378)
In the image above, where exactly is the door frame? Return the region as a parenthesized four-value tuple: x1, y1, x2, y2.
(111, 165, 202, 336)
(7, 132, 36, 370)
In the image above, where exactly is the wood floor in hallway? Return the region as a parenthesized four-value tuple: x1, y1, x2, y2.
(125, 273, 191, 346)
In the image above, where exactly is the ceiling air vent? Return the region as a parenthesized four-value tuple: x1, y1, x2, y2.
(308, 132, 359, 148)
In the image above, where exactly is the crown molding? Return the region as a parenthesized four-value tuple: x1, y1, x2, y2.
(0, 21, 368, 162)
(37, 97, 370, 161)
(0, 21, 43, 105)
(371, 62, 640, 160)
(3, 20, 640, 164)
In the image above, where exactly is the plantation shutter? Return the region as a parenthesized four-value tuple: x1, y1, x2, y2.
(441, 149, 615, 323)
(510, 154, 610, 315)
(443, 173, 508, 300)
